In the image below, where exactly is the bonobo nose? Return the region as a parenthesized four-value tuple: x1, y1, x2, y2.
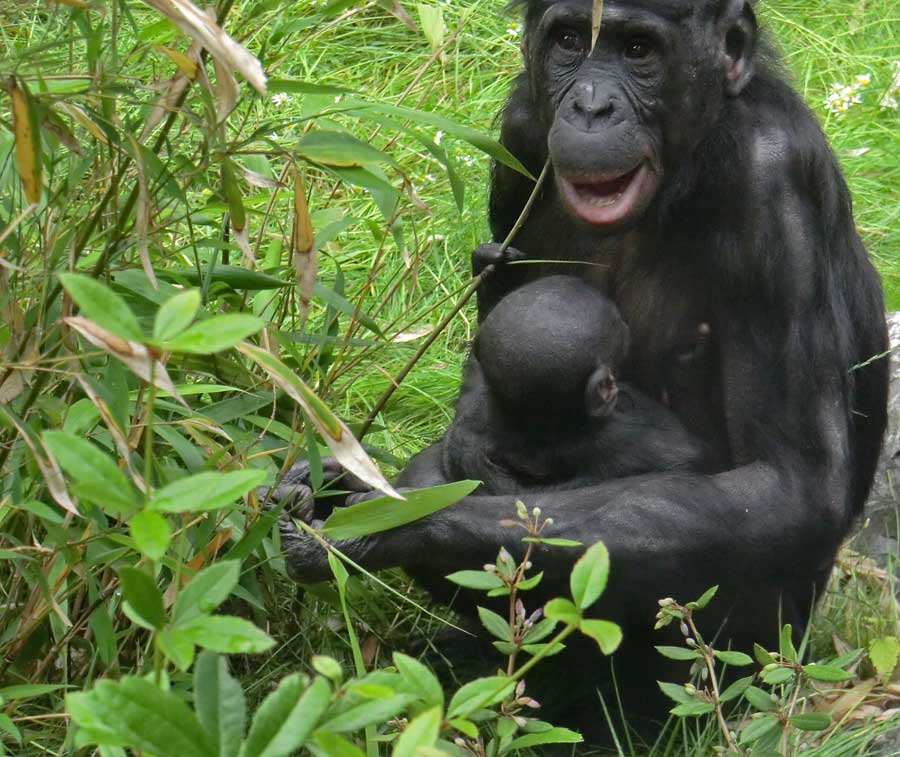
(568, 81, 615, 130)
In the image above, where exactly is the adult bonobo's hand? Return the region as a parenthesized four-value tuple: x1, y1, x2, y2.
(259, 457, 386, 584)
(472, 242, 527, 320)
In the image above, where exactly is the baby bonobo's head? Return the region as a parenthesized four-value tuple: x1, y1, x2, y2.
(474, 276, 629, 421)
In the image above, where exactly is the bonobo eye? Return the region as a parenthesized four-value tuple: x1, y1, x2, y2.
(551, 28, 586, 54)
(624, 36, 655, 61)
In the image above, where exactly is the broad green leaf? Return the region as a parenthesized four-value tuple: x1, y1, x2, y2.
(163, 265, 289, 290)
(312, 282, 383, 337)
(59, 273, 144, 342)
(321, 480, 479, 539)
(504, 727, 583, 752)
(173, 560, 241, 623)
(739, 714, 780, 745)
(517, 571, 543, 591)
(0, 712, 21, 744)
(392, 706, 441, 757)
(393, 653, 443, 710)
(670, 701, 715, 717)
(118, 568, 166, 630)
(761, 666, 794, 685)
(149, 469, 266, 512)
(445, 570, 505, 591)
(195, 653, 247, 757)
(688, 585, 718, 610)
(161, 314, 263, 354)
(312, 655, 343, 682)
(802, 664, 853, 682)
(0, 684, 66, 700)
(239, 343, 399, 498)
(569, 541, 609, 610)
(744, 686, 778, 712)
(655, 645, 701, 661)
(543, 598, 580, 626)
(312, 731, 365, 757)
(298, 129, 398, 168)
(153, 289, 200, 341)
(579, 619, 622, 655)
(319, 695, 413, 733)
(789, 712, 832, 731)
(719, 675, 753, 703)
(657, 681, 695, 705)
(129, 510, 171, 561)
(177, 615, 275, 654)
(869, 636, 900, 678)
(241, 675, 331, 757)
(66, 677, 212, 756)
(713, 650, 753, 667)
(522, 617, 558, 644)
(447, 676, 515, 719)
(477, 606, 511, 641)
(42, 431, 138, 515)
(157, 628, 195, 671)
(780, 624, 798, 662)
(754, 643, 775, 666)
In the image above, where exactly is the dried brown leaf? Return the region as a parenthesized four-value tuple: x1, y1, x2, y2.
(292, 168, 316, 323)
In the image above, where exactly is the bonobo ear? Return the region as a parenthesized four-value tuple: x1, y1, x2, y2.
(721, 0, 757, 96)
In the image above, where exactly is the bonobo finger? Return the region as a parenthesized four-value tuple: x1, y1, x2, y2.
(257, 480, 314, 522)
(315, 457, 373, 492)
(471, 242, 526, 277)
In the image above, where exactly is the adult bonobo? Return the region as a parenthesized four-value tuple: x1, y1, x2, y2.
(444, 275, 710, 493)
(273, 0, 888, 728)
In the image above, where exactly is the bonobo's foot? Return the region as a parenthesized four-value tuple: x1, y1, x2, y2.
(472, 243, 527, 320)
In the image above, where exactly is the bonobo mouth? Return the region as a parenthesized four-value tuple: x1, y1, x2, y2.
(556, 162, 657, 228)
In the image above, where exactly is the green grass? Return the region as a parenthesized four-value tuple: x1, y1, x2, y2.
(1, 0, 900, 754)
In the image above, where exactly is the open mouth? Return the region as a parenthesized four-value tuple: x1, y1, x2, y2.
(556, 163, 654, 228)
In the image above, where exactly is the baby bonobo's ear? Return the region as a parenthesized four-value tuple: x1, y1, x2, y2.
(585, 364, 619, 419)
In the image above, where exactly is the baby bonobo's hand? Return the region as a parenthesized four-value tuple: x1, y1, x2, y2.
(472, 243, 528, 320)
(471, 242, 527, 278)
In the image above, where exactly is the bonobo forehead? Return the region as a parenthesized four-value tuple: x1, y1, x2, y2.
(515, 0, 721, 25)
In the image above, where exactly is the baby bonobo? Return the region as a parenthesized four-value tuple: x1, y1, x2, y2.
(443, 276, 709, 493)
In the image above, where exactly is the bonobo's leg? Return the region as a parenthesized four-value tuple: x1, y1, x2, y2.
(472, 243, 527, 321)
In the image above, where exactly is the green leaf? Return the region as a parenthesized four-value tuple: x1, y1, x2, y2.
(118, 568, 166, 630)
(522, 617, 558, 644)
(129, 510, 171, 561)
(321, 480, 479, 539)
(149, 469, 266, 512)
(195, 652, 246, 757)
(869, 636, 900, 678)
(0, 684, 66, 700)
(504, 727, 583, 752)
(477, 606, 511, 641)
(802, 664, 853, 682)
(157, 628, 195, 671)
(66, 676, 212, 756)
(780, 624, 798, 662)
(319, 695, 413, 733)
(312, 655, 343, 682)
(173, 560, 241, 624)
(522, 537, 582, 547)
(42, 431, 138, 515)
(160, 314, 263, 354)
(670, 701, 715, 717)
(761, 666, 794, 685)
(163, 265, 289, 291)
(719, 676, 753, 703)
(448, 718, 478, 738)
(0, 712, 21, 744)
(744, 686, 778, 712)
(153, 289, 200, 341)
(392, 706, 441, 757)
(59, 273, 144, 342)
(543, 598, 580, 626)
(176, 615, 275, 654)
(789, 712, 832, 731)
(754, 643, 776, 666)
(569, 541, 609, 610)
(688, 585, 718, 610)
(657, 681, 696, 705)
(740, 714, 780, 745)
(311, 731, 364, 757)
(655, 645, 701, 661)
(516, 571, 543, 591)
(447, 676, 515, 719)
(298, 129, 398, 168)
(445, 570, 505, 591)
(241, 675, 330, 757)
(713, 650, 754, 667)
(393, 653, 443, 710)
(579, 619, 622, 655)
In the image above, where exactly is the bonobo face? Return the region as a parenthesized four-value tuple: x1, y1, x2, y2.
(523, 0, 756, 230)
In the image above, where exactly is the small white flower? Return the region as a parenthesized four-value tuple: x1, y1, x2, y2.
(270, 92, 292, 107)
(434, 130, 444, 145)
(507, 22, 522, 37)
(855, 72, 872, 87)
